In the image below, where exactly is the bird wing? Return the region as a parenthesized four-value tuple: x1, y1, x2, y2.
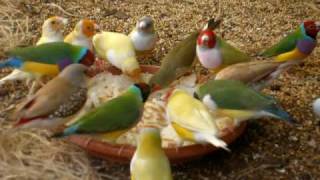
(15, 78, 75, 119)
(260, 28, 303, 57)
(69, 92, 142, 134)
(218, 37, 251, 66)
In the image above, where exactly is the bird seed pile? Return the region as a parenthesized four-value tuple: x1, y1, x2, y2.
(0, 0, 320, 179)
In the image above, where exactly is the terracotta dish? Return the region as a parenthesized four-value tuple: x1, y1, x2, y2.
(68, 62, 247, 164)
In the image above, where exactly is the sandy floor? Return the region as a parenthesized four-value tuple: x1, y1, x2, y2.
(0, 0, 320, 179)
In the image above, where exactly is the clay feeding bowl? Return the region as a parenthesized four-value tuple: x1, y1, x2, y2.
(69, 61, 247, 164)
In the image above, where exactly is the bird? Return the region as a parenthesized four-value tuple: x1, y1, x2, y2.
(165, 89, 229, 150)
(260, 20, 320, 62)
(149, 18, 221, 90)
(93, 31, 141, 80)
(64, 19, 99, 50)
(52, 83, 151, 142)
(196, 27, 250, 74)
(129, 16, 158, 57)
(194, 79, 296, 124)
(130, 128, 173, 180)
(0, 16, 68, 87)
(13, 64, 88, 129)
(214, 59, 298, 90)
(313, 98, 320, 118)
(0, 42, 95, 94)
(37, 16, 68, 45)
(1, 42, 95, 76)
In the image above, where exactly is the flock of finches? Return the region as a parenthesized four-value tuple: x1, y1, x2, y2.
(0, 15, 320, 179)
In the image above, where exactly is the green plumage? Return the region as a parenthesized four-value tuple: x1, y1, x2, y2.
(64, 86, 144, 134)
(149, 32, 198, 88)
(196, 79, 279, 111)
(218, 37, 251, 66)
(260, 27, 303, 57)
(8, 42, 87, 64)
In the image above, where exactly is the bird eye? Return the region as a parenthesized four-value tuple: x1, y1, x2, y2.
(51, 21, 56, 24)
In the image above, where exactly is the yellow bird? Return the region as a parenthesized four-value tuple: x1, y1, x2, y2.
(165, 89, 229, 151)
(93, 31, 141, 80)
(130, 128, 173, 180)
(64, 19, 99, 50)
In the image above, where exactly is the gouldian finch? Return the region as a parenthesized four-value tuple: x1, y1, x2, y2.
(313, 98, 320, 118)
(37, 16, 68, 45)
(149, 18, 221, 90)
(93, 32, 141, 80)
(130, 128, 173, 180)
(1, 42, 95, 77)
(214, 60, 298, 90)
(64, 19, 99, 50)
(260, 21, 320, 62)
(196, 28, 250, 74)
(13, 64, 88, 129)
(0, 16, 68, 86)
(129, 16, 158, 57)
(165, 89, 229, 150)
(52, 83, 151, 141)
(194, 79, 295, 124)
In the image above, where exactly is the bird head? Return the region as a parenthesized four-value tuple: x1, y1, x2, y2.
(197, 29, 217, 49)
(59, 64, 88, 86)
(42, 16, 68, 35)
(75, 19, 99, 38)
(134, 83, 151, 102)
(80, 50, 95, 67)
(303, 20, 320, 39)
(137, 127, 162, 147)
(137, 16, 155, 34)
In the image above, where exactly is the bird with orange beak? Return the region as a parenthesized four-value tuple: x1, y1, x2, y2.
(64, 19, 99, 50)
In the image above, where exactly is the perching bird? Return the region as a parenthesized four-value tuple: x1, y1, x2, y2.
(149, 18, 221, 90)
(214, 60, 298, 90)
(1, 42, 95, 77)
(130, 128, 173, 180)
(194, 79, 295, 124)
(93, 31, 141, 80)
(52, 83, 151, 141)
(64, 19, 99, 50)
(196, 28, 250, 74)
(13, 64, 88, 129)
(313, 98, 320, 118)
(0, 16, 68, 86)
(37, 16, 68, 45)
(129, 16, 158, 57)
(165, 89, 229, 150)
(260, 20, 320, 62)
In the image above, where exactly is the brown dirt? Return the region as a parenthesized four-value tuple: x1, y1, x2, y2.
(1, 0, 320, 179)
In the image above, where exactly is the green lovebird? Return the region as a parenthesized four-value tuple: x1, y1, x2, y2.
(149, 18, 221, 90)
(52, 83, 151, 141)
(194, 79, 295, 124)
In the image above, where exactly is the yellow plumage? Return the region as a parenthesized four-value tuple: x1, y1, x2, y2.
(130, 128, 172, 180)
(93, 32, 141, 79)
(22, 62, 59, 77)
(275, 48, 307, 62)
(166, 89, 228, 150)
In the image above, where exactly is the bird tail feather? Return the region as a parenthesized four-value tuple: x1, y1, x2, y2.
(264, 105, 296, 124)
(200, 133, 230, 151)
(0, 57, 23, 69)
(51, 124, 79, 138)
